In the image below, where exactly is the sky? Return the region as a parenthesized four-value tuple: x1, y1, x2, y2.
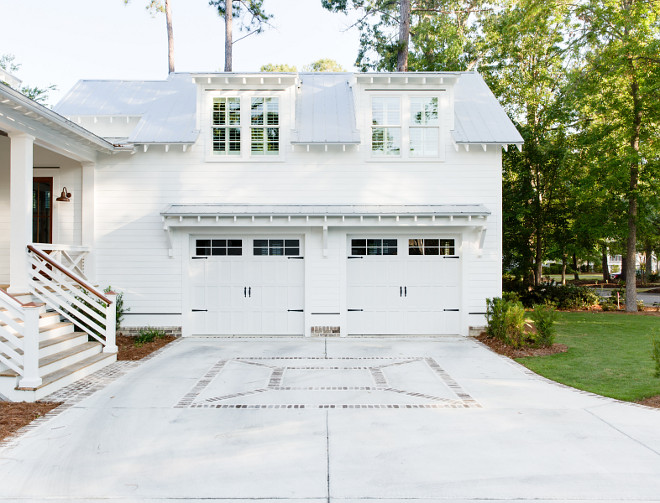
(0, 0, 362, 104)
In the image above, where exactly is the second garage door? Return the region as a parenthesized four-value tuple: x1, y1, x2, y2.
(347, 237, 460, 335)
(190, 237, 304, 335)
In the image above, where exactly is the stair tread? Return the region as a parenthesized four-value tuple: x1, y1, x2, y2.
(16, 352, 116, 391)
(39, 321, 73, 333)
(0, 331, 86, 351)
(0, 311, 59, 328)
(0, 341, 102, 377)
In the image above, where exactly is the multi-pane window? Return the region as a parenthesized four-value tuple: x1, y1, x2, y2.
(253, 239, 300, 256)
(409, 97, 439, 157)
(371, 97, 401, 156)
(195, 239, 243, 256)
(409, 239, 455, 256)
(212, 98, 241, 155)
(251, 97, 279, 155)
(351, 239, 398, 256)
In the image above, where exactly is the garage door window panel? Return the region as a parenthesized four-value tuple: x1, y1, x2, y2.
(195, 239, 242, 256)
(254, 239, 300, 256)
(409, 238, 455, 256)
(351, 238, 397, 256)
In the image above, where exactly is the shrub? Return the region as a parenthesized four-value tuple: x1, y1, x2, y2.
(652, 337, 660, 378)
(530, 304, 557, 347)
(135, 327, 166, 346)
(510, 283, 599, 310)
(649, 273, 659, 283)
(486, 297, 526, 348)
(104, 286, 129, 331)
(637, 300, 645, 312)
(599, 297, 618, 311)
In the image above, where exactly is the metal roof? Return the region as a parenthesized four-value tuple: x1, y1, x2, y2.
(161, 204, 490, 217)
(292, 73, 360, 144)
(0, 82, 115, 157)
(54, 74, 199, 144)
(452, 72, 523, 145)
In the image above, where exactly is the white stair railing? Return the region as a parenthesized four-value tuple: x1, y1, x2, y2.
(32, 244, 89, 281)
(26, 245, 117, 354)
(0, 288, 43, 388)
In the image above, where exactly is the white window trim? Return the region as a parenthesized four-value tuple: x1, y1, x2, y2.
(205, 91, 286, 162)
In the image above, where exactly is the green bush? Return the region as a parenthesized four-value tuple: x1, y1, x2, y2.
(530, 304, 557, 347)
(135, 327, 166, 346)
(508, 283, 599, 310)
(486, 297, 526, 348)
(652, 337, 660, 378)
(104, 286, 129, 331)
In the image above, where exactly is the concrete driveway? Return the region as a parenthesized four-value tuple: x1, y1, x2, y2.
(1, 336, 660, 502)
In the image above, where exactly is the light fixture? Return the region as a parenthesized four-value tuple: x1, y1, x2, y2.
(56, 187, 71, 202)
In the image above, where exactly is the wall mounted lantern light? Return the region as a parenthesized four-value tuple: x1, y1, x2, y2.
(56, 187, 71, 202)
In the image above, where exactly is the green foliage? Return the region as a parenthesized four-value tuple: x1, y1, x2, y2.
(302, 59, 346, 72)
(508, 283, 600, 310)
(530, 304, 557, 347)
(134, 327, 166, 346)
(652, 336, 660, 378)
(0, 54, 57, 105)
(104, 286, 129, 331)
(260, 63, 297, 72)
(209, 0, 271, 32)
(485, 297, 526, 348)
(518, 312, 660, 401)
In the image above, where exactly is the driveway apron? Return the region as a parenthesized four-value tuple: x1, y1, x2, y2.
(1, 336, 660, 502)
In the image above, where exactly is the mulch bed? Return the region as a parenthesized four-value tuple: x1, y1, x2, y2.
(475, 333, 568, 359)
(637, 396, 660, 408)
(0, 402, 60, 442)
(116, 334, 177, 361)
(0, 334, 177, 442)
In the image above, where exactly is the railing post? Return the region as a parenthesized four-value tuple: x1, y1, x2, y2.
(104, 292, 118, 354)
(19, 303, 43, 388)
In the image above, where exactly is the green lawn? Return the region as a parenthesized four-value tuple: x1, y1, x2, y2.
(517, 312, 660, 401)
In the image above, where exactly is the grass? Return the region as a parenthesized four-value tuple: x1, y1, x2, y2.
(517, 312, 660, 401)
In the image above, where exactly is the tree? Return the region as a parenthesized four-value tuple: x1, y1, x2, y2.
(322, 0, 484, 72)
(302, 59, 346, 72)
(210, 1, 271, 72)
(260, 63, 298, 72)
(0, 54, 56, 105)
(124, 0, 175, 73)
(571, 0, 660, 310)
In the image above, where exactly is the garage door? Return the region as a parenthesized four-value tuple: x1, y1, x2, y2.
(190, 238, 304, 335)
(347, 237, 460, 335)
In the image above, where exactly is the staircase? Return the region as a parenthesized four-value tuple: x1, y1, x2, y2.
(0, 246, 118, 402)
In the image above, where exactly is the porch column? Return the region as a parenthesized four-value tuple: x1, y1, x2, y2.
(8, 132, 34, 294)
(81, 161, 96, 281)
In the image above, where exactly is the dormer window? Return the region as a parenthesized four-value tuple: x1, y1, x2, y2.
(371, 97, 401, 156)
(212, 98, 241, 155)
(251, 97, 279, 155)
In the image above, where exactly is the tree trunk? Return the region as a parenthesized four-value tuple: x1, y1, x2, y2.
(645, 241, 653, 279)
(572, 253, 579, 281)
(397, 0, 410, 72)
(224, 0, 233, 72)
(621, 256, 627, 281)
(165, 0, 174, 73)
(625, 50, 641, 312)
(561, 255, 567, 286)
(601, 246, 610, 282)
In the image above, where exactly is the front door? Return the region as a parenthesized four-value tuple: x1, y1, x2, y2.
(33, 178, 53, 244)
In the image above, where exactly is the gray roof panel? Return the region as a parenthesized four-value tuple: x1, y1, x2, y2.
(292, 73, 360, 144)
(452, 72, 523, 145)
(162, 204, 490, 216)
(54, 74, 199, 144)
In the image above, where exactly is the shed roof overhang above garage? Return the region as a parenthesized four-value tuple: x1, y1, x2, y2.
(160, 204, 490, 256)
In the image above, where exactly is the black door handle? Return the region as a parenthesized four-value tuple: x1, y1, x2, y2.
(249, 287, 251, 297)
(400, 286, 402, 297)
(244, 287, 246, 297)
(404, 286, 407, 297)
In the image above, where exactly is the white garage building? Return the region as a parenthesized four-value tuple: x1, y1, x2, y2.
(1, 71, 522, 341)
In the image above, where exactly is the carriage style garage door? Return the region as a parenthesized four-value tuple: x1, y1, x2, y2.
(190, 237, 304, 335)
(347, 237, 460, 335)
